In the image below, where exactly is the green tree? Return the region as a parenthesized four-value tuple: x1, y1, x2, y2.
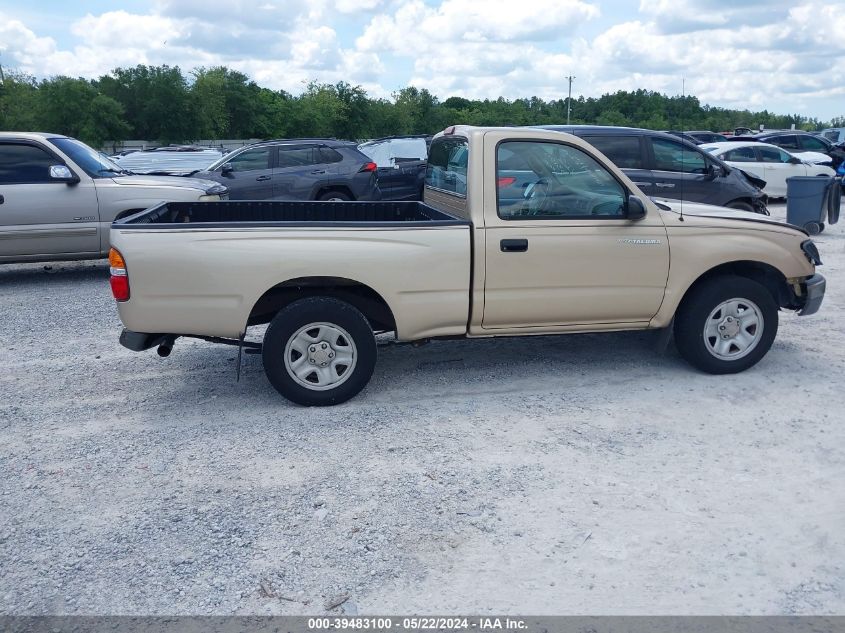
(0, 71, 40, 131)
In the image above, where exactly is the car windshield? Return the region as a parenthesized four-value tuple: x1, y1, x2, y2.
(49, 137, 130, 178)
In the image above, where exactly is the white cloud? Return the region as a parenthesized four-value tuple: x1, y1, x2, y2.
(1, 1, 844, 119)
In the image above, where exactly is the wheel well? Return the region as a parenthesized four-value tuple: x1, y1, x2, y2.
(679, 261, 792, 310)
(248, 277, 396, 332)
(314, 185, 354, 200)
(725, 198, 753, 208)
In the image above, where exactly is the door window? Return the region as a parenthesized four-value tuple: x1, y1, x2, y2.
(0, 143, 57, 183)
(799, 135, 828, 151)
(582, 135, 644, 169)
(768, 134, 800, 150)
(758, 147, 792, 163)
(651, 138, 707, 173)
(496, 141, 626, 219)
(277, 147, 319, 168)
(722, 146, 757, 162)
(425, 137, 468, 196)
(225, 147, 271, 172)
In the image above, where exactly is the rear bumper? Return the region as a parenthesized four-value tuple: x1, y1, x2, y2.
(119, 329, 170, 351)
(798, 274, 826, 316)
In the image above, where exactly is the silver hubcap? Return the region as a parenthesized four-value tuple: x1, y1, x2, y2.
(284, 322, 357, 391)
(703, 298, 764, 361)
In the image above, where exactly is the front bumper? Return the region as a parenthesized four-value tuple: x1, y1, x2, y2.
(798, 274, 826, 316)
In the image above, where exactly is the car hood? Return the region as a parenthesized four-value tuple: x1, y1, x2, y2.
(652, 198, 804, 233)
(794, 151, 832, 165)
(110, 174, 223, 192)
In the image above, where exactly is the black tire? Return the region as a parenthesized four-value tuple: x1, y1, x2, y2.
(674, 276, 778, 375)
(262, 297, 377, 406)
(725, 200, 754, 213)
(804, 221, 821, 235)
(318, 190, 352, 202)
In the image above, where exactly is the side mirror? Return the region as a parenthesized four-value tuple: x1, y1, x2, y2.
(626, 195, 647, 220)
(704, 163, 718, 180)
(221, 163, 234, 175)
(789, 156, 802, 165)
(50, 165, 79, 185)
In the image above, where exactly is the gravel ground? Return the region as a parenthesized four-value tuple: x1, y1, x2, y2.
(1, 203, 844, 615)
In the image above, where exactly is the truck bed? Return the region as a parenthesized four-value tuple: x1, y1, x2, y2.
(110, 199, 472, 341)
(114, 200, 466, 228)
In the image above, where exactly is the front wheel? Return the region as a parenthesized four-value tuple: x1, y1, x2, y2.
(674, 276, 778, 374)
(262, 297, 377, 406)
(318, 190, 352, 202)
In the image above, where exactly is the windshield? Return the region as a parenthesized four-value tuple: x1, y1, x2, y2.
(49, 137, 128, 178)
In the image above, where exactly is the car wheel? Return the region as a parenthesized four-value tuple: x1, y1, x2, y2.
(804, 221, 821, 235)
(724, 200, 754, 213)
(318, 190, 352, 202)
(262, 297, 377, 406)
(674, 275, 778, 375)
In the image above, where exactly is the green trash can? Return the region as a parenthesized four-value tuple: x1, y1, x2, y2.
(786, 176, 833, 235)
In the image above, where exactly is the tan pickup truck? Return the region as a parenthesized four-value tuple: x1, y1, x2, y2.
(110, 126, 825, 406)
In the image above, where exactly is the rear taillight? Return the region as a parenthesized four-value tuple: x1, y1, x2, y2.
(497, 176, 517, 187)
(109, 248, 130, 301)
(358, 161, 377, 173)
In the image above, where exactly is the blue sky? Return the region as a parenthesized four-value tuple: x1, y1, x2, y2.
(1, 1, 843, 121)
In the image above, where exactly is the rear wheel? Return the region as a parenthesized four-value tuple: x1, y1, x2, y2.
(318, 190, 352, 202)
(262, 297, 377, 406)
(674, 276, 778, 374)
(725, 200, 754, 213)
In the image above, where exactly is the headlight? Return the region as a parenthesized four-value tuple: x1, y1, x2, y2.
(198, 194, 220, 201)
(801, 240, 822, 266)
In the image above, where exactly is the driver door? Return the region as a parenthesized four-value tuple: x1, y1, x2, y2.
(0, 141, 99, 259)
(482, 135, 669, 329)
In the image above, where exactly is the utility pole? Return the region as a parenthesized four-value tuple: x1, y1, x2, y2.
(566, 75, 575, 125)
(0, 52, 6, 82)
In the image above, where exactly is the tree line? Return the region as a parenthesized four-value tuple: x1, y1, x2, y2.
(1, 64, 842, 149)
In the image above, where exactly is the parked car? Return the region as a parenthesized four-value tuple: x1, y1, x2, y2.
(0, 133, 227, 264)
(666, 130, 728, 144)
(818, 128, 845, 144)
(357, 135, 428, 200)
(114, 147, 223, 176)
(110, 126, 824, 406)
(538, 125, 769, 213)
(735, 131, 845, 170)
(192, 139, 380, 201)
(701, 141, 836, 198)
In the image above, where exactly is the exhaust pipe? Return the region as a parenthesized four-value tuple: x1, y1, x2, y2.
(156, 336, 176, 357)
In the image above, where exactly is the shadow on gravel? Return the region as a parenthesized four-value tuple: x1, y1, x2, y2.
(141, 329, 681, 410)
(0, 260, 109, 286)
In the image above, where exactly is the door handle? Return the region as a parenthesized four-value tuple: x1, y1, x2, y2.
(500, 238, 528, 253)
(656, 182, 675, 188)
(310, 169, 327, 175)
(0, 194, 4, 205)
(256, 175, 271, 181)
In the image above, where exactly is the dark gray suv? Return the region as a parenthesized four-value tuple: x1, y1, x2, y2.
(193, 139, 381, 201)
(539, 126, 768, 214)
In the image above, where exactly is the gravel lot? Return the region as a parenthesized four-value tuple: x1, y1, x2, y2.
(1, 203, 844, 615)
